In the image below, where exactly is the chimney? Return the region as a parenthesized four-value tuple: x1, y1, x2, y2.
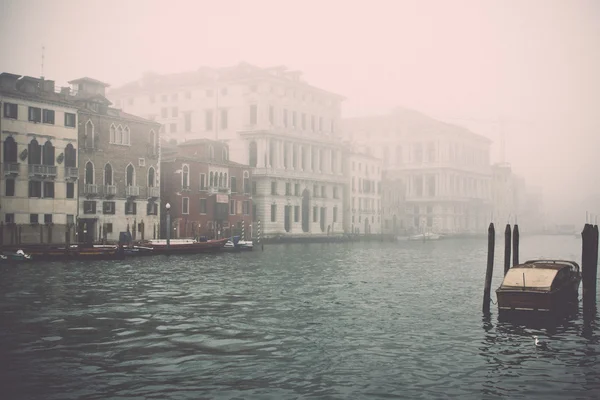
(42, 80, 55, 93)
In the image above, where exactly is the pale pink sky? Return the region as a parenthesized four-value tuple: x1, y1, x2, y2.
(1, 0, 599, 222)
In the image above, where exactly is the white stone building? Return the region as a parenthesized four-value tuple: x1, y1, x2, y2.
(0, 73, 79, 243)
(342, 149, 382, 234)
(109, 63, 346, 237)
(342, 108, 493, 235)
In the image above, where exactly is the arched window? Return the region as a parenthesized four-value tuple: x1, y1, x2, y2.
(150, 130, 157, 155)
(85, 161, 94, 184)
(218, 172, 223, 187)
(208, 145, 215, 160)
(182, 164, 189, 188)
(85, 120, 94, 148)
(223, 173, 228, 188)
(222, 147, 228, 161)
(148, 167, 155, 187)
(110, 124, 116, 143)
(126, 164, 135, 186)
(243, 170, 250, 194)
(209, 171, 214, 187)
(124, 126, 130, 145)
(64, 143, 76, 167)
(3, 136, 17, 163)
(42, 140, 55, 166)
(116, 125, 123, 144)
(104, 163, 113, 185)
(248, 141, 257, 167)
(28, 139, 41, 164)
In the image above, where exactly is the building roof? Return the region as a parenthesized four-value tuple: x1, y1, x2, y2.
(342, 107, 492, 144)
(68, 77, 110, 87)
(108, 62, 345, 100)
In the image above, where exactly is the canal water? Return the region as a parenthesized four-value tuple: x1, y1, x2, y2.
(0, 235, 599, 399)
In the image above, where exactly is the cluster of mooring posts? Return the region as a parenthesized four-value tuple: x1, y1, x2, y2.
(483, 218, 599, 316)
(482, 222, 520, 314)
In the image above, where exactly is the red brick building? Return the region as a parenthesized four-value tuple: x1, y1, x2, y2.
(160, 139, 253, 240)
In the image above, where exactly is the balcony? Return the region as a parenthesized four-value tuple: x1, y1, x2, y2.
(84, 184, 99, 196)
(3, 162, 20, 176)
(126, 185, 140, 197)
(65, 167, 78, 180)
(28, 164, 57, 178)
(104, 185, 117, 197)
(148, 186, 160, 198)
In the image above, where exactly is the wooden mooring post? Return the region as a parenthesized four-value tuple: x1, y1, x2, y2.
(504, 224, 511, 275)
(512, 223, 520, 266)
(581, 223, 599, 312)
(483, 222, 495, 314)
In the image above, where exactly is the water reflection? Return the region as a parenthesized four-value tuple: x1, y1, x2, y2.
(479, 305, 600, 399)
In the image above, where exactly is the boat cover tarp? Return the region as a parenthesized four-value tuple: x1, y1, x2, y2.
(500, 267, 558, 290)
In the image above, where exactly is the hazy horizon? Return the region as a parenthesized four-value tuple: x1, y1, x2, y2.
(1, 0, 598, 225)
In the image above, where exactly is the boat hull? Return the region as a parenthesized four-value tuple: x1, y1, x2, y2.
(150, 238, 228, 254)
(496, 279, 580, 312)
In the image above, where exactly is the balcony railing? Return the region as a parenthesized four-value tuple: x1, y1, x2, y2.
(148, 186, 160, 198)
(84, 184, 99, 196)
(104, 185, 117, 197)
(3, 162, 20, 176)
(28, 164, 57, 177)
(126, 185, 140, 197)
(65, 167, 78, 179)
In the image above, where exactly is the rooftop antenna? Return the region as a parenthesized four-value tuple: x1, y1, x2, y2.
(41, 45, 45, 79)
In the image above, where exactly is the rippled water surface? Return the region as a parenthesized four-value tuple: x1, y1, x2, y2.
(1, 235, 599, 399)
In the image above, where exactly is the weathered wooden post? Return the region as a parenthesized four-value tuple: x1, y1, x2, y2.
(483, 222, 495, 314)
(504, 224, 511, 275)
(40, 224, 44, 244)
(512, 223, 520, 266)
(581, 223, 596, 312)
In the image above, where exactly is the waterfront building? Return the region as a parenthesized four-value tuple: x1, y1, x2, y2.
(0, 73, 79, 244)
(342, 108, 493, 234)
(381, 170, 407, 236)
(160, 139, 253, 239)
(109, 63, 346, 237)
(342, 148, 382, 234)
(491, 162, 515, 226)
(68, 77, 161, 243)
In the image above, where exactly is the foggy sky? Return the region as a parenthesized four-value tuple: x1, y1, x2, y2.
(1, 0, 599, 224)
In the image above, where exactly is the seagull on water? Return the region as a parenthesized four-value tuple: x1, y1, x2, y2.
(533, 335, 549, 349)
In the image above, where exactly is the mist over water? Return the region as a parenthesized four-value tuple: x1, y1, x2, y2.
(1, 0, 598, 222)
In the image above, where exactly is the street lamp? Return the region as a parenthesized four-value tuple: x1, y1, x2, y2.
(166, 202, 171, 250)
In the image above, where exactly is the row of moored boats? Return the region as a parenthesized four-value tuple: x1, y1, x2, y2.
(0, 236, 254, 263)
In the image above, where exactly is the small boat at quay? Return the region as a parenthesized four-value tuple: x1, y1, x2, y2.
(496, 259, 581, 312)
(147, 237, 229, 254)
(0, 249, 33, 263)
(223, 236, 254, 252)
(407, 232, 442, 241)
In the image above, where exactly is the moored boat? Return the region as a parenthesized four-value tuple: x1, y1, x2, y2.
(0, 249, 33, 263)
(147, 237, 228, 254)
(408, 232, 442, 241)
(496, 259, 581, 312)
